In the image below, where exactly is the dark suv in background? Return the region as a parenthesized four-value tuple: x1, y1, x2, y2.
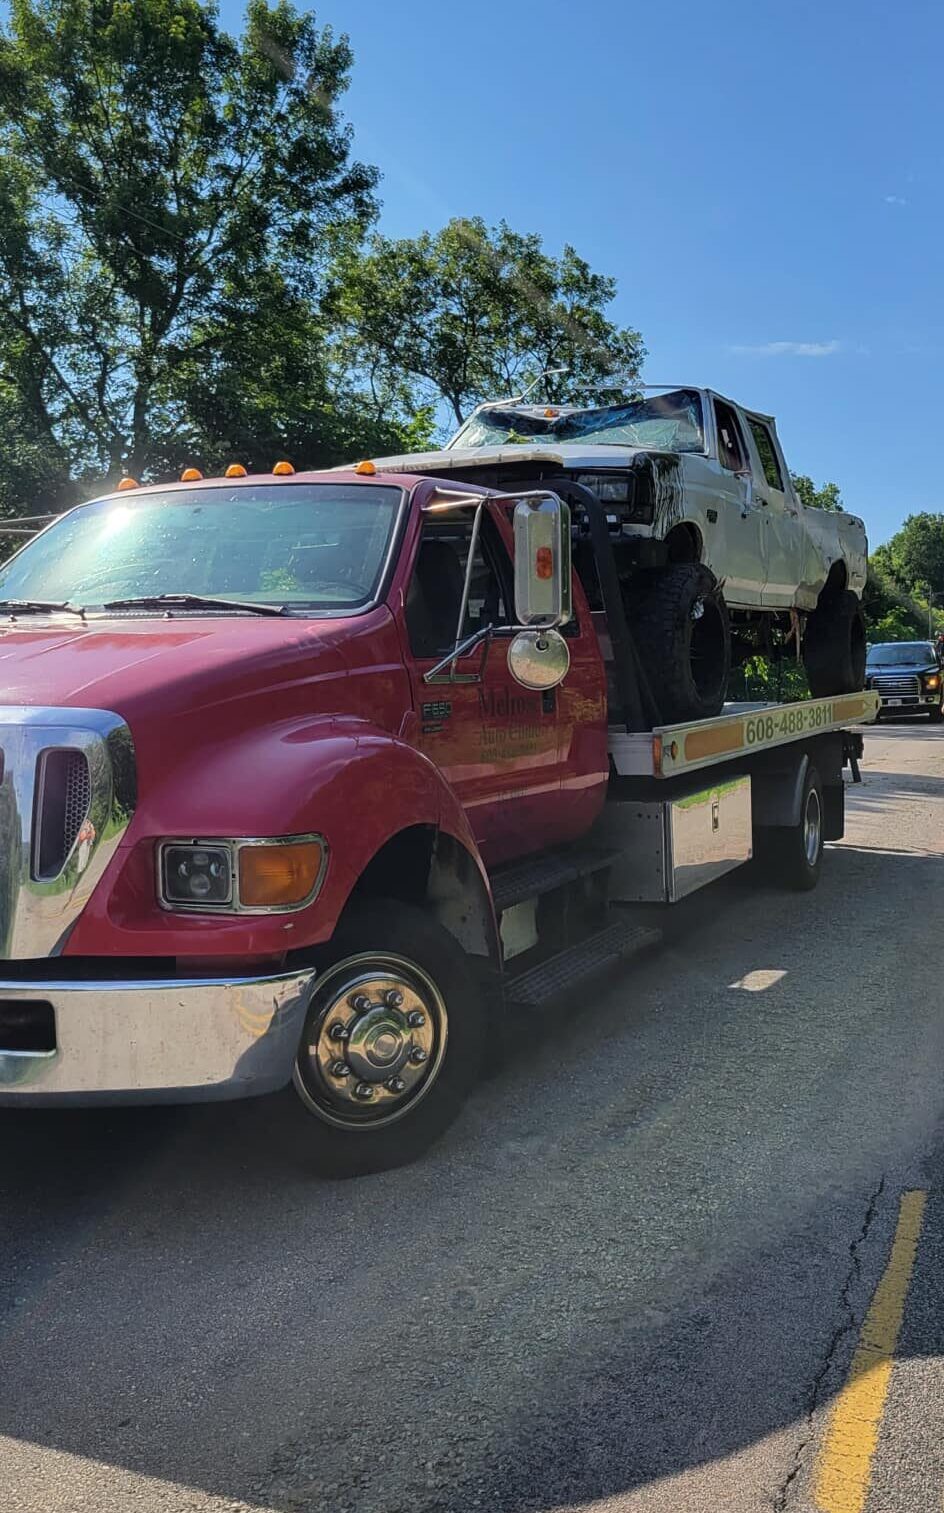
(866, 641, 944, 721)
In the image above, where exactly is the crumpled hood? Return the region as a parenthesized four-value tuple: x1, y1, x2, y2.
(0, 613, 357, 723)
(368, 441, 654, 473)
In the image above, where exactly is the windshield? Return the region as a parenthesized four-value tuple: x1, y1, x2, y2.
(448, 388, 705, 452)
(0, 484, 403, 613)
(867, 642, 937, 666)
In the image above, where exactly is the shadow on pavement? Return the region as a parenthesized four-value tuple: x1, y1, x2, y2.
(0, 841, 942, 1512)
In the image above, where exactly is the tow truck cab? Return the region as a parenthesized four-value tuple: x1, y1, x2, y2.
(0, 466, 876, 1174)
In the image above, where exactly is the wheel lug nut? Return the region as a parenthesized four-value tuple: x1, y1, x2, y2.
(385, 989, 404, 1008)
(329, 1060, 350, 1079)
(385, 1075, 405, 1093)
(350, 994, 371, 1013)
(409, 1047, 427, 1066)
(329, 1021, 350, 1041)
(407, 1010, 426, 1028)
(353, 1081, 374, 1101)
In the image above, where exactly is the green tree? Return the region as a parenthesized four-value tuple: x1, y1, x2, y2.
(791, 474, 843, 511)
(331, 217, 646, 430)
(882, 513, 944, 597)
(0, 0, 383, 489)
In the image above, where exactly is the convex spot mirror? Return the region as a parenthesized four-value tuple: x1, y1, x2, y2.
(512, 494, 572, 627)
(507, 628, 570, 691)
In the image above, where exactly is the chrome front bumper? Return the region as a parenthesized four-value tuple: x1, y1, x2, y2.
(0, 969, 314, 1105)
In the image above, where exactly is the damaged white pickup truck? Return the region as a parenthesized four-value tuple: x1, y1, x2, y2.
(372, 386, 868, 723)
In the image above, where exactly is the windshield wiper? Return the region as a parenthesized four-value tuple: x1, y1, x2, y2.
(100, 593, 287, 618)
(0, 598, 85, 617)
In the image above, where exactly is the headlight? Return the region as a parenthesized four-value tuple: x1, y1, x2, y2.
(161, 843, 233, 906)
(158, 835, 326, 913)
(923, 673, 940, 689)
(574, 473, 631, 504)
(573, 471, 654, 525)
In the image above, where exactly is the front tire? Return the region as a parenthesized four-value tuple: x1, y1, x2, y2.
(631, 563, 731, 724)
(803, 589, 867, 697)
(928, 703, 943, 724)
(290, 898, 488, 1177)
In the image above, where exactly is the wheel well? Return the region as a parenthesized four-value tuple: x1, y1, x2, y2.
(665, 522, 702, 564)
(348, 825, 500, 966)
(818, 560, 848, 607)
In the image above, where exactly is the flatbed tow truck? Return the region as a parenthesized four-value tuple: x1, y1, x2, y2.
(0, 463, 876, 1173)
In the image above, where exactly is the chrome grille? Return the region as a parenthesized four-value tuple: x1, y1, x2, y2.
(0, 707, 136, 959)
(34, 749, 91, 880)
(871, 674, 920, 696)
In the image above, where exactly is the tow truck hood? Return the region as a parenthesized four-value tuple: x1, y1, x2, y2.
(0, 614, 356, 721)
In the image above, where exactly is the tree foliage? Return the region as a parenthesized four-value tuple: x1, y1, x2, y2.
(331, 217, 646, 430)
(878, 513, 944, 598)
(791, 474, 842, 511)
(0, 0, 389, 485)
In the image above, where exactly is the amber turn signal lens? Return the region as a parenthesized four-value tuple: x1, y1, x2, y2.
(238, 841, 324, 909)
(225, 463, 248, 478)
(272, 460, 295, 476)
(180, 467, 203, 481)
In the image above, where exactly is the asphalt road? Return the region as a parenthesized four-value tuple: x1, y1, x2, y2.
(2, 721, 944, 1513)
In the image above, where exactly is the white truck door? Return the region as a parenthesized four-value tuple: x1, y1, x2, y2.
(742, 413, 803, 608)
(707, 396, 766, 606)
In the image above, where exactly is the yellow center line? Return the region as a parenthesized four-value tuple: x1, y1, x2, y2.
(815, 1188, 928, 1513)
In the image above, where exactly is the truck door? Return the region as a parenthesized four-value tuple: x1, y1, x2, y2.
(401, 502, 568, 867)
(743, 413, 804, 608)
(710, 397, 766, 606)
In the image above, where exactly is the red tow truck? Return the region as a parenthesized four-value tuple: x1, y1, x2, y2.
(0, 462, 877, 1173)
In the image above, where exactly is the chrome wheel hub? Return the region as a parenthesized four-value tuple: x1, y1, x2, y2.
(294, 956, 447, 1130)
(804, 789, 822, 865)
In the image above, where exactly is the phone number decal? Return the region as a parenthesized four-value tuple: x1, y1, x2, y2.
(744, 702, 836, 746)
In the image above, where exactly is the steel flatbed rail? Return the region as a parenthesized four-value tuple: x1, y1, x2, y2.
(608, 690, 880, 780)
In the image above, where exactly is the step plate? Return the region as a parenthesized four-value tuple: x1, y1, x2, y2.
(490, 847, 617, 914)
(506, 920, 662, 1008)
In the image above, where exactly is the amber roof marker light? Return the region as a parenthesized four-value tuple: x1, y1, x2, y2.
(354, 460, 377, 476)
(224, 463, 248, 478)
(272, 460, 295, 476)
(180, 467, 203, 482)
(116, 477, 139, 491)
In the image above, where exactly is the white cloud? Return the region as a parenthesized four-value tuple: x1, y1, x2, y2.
(729, 340, 841, 358)
(884, 194, 908, 205)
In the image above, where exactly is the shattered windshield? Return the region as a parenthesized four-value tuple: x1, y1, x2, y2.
(449, 388, 705, 452)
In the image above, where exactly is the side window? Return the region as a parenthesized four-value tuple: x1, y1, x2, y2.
(406, 510, 510, 658)
(713, 399, 747, 473)
(748, 418, 785, 490)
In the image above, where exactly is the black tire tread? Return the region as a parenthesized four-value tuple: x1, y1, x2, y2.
(631, 563, 730, 724)
(803, 588, 866, 697)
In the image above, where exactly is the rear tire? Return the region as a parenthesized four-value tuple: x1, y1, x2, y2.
(631, 563, 731, 724)
(803, 589, 867, 697)
(289, 899, 488, 1177)
(761, 764, 825, 891)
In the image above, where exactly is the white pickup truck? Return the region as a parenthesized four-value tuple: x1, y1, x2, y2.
(371, 386, 868, 724)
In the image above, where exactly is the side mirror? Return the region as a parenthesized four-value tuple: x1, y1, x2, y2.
(507, 629, 570, 690)
(512, 493, 572, 627)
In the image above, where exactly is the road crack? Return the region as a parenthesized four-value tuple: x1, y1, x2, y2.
(772, 1173, 886, 1511)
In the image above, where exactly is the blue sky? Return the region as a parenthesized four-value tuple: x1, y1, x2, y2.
(230, 0, 939, 546)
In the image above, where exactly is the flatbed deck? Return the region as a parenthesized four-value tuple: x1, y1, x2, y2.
(608, 690, 879, 780)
